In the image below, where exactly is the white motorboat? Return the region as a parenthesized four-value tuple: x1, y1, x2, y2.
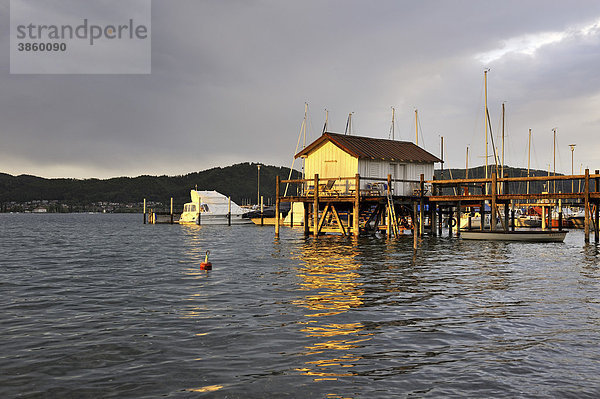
(179, 190, 253, 225)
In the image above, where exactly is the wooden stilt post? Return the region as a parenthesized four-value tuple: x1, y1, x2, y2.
(438, 205, 443, 236)
(260, 196, 264, 226)
(314, 174, 319, 237)
(503, 173, 509, 232)
(480, 201, 485, 231)
(143, 198, 146, 224)
(448, 207, 454, 237)
(275, 176, 280, 237)
(431, 202, 437, 236)
(413, 202, 418, 249)
(304, 202, 310, 236)
(387, 174, 393, 238)
(431, 177, 437, 236)
(227, 196, 231, 226)
(585, 169, 590, 243)
(596, 171, 599, 243)
(511, 202, 515, 232)
(491, 172, 497, 231)
(541, 205, 546, 230)
(548, 200, 553, 230)
(419, 174, 425, 237)
(558, 196, 563, 232)
(456, 183, 461, 237)
(353, 174, 360, 237)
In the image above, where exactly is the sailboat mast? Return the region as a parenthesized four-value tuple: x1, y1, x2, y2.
(390, 107, 396, 140)
(301, 102, 308, 180)
(484, 69, 489, 195)
(501, 102, 505, 179)
(415, 109, 418, 146)
(322, 108, 328, 133)
(527, 128, 531, 195)
(303, 102, 307, 148)
(466, 146, 469, 179)
(345, 112, 353, 135)
(440, 136, 444, 179)
(501, 102, 505, 194)
(552, 128, 556, 193)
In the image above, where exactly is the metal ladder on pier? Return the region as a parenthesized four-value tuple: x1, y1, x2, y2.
(386, 189, 399, 236)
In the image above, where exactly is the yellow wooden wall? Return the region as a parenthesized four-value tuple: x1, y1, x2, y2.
(303, 141, 358, 179)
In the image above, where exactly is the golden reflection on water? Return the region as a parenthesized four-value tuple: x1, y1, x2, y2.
(186, 385, 223, 392)
(294, 238, 372, 381)
(179, 225, 212, 319)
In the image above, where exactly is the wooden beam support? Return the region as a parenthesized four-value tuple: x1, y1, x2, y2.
(596, 170, 600, 243)
(330, 204, 347, 236)
(353, 174, 360, 237)
(317, 203, 331, 235)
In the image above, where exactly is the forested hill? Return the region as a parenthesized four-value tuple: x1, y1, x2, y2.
(0, 163, 301, 212)
(1, 163, 572, 213)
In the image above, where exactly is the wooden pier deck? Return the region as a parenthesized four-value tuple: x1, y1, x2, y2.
(274, 169, 600, 243)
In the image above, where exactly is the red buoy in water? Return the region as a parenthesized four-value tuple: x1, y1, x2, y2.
(200, 250, 212, 270)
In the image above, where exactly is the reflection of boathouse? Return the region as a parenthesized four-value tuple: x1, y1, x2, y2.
(276, 132, 442, 237)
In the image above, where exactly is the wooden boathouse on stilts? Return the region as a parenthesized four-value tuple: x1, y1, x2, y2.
(274, 132, 442, 240)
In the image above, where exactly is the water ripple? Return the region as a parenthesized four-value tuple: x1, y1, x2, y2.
(1, 214, 600, 398)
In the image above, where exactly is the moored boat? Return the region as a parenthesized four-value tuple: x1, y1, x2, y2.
(179, 190, 253, 225)
(461, 230, 568, 242)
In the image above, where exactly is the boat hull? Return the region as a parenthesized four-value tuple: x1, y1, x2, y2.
(179, 213, 253, 225)
(461, 230, 568, 242)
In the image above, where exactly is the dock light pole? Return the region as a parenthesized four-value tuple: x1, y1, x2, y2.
(569, 144, 576, 193)
(257, 164, 261, 206)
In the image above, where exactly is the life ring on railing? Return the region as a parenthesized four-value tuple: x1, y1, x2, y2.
(447, 217, 457, 227)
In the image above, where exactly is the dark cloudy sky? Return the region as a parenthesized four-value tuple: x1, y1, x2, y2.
(3, 0, 600, 178)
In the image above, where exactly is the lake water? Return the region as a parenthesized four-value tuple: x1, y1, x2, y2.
(2, 213, 600, 398)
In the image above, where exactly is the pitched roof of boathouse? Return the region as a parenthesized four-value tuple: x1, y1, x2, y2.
(295, 132, 442, 163)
